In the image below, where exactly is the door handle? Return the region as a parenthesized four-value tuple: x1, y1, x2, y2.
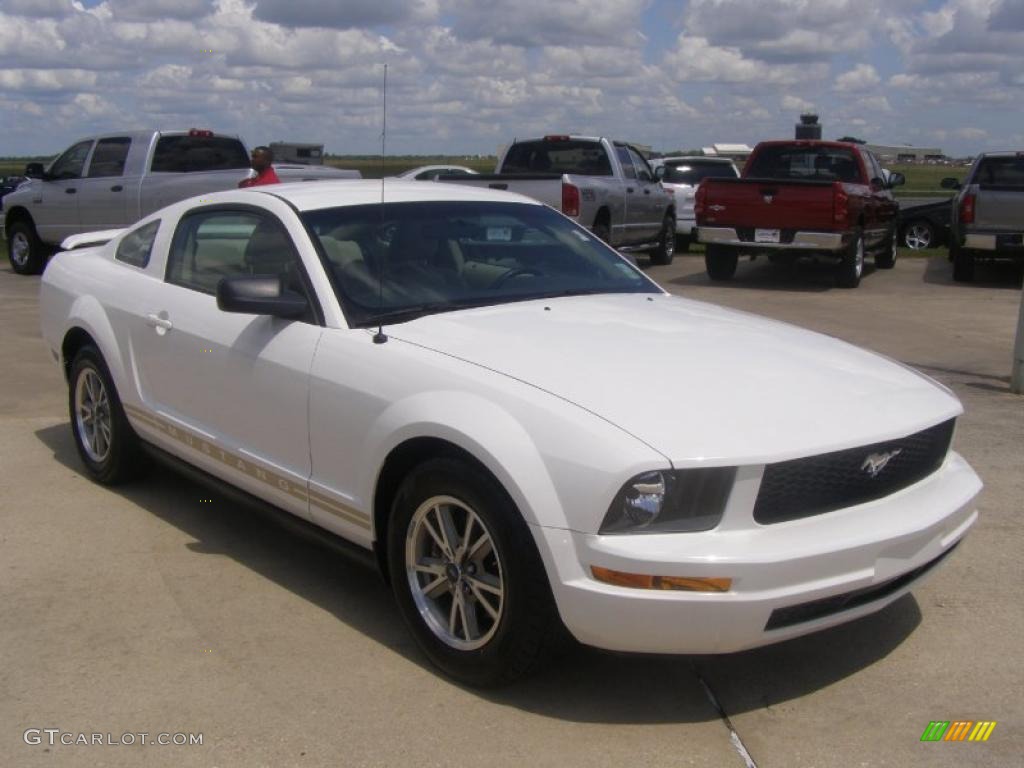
(110, 185, 123, 192)
(65, 188, 77, 194)
(145, 313, 173, 332)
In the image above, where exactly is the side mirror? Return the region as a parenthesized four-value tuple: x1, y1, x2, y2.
(940, 177, 961, 190)
(24, 162, 45, 179)
(887, 171, 905, 188)
(216, 276, 308, 318)
(653, 166, 665, 180)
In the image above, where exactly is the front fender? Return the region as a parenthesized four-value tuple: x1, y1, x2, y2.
(364, 390, 563, 529)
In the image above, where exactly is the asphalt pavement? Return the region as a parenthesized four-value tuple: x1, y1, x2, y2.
(1, 250, 1021, 767)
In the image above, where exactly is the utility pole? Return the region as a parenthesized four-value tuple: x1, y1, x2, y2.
(1013, 286, 1024, 394)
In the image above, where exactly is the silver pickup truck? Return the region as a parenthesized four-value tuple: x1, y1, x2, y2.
(3, 129, 359, 274)
(943, 151, 1024, 282)
(436, 135, 677, 264)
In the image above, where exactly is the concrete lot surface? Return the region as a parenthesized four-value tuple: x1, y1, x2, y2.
(1, 252, 1021, 767)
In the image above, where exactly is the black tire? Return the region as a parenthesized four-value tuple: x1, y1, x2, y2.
(951, 241, 974, 282)
(649, 214, 676, 265)
(902, 219, 935, 250)
(876, 228, 897, 269)
(705, 243, 738, 281)
(674, 234, 691, 253)
(7, 218, 48, 275)
(387, 457, 560, 687)
(68, 345, 146, 485)
(836, 229, 864, 288)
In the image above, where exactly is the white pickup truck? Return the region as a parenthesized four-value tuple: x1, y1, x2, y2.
(3, 129, 359, 274)
(436, 135, 677, 264)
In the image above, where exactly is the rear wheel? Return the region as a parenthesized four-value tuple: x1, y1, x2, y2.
(7, 219, 47, 275)
(836, 230, 864, 288)
(69, 345, 145, 484)
(705, 244, 738, 281)
(951, 241, 974, 282)
(902, 220, 935, 250)
(387, 457, 559, 687)
(649, 214, 676, 265)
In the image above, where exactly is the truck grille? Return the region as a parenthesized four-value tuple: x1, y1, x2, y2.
(753, 419, 955, 524)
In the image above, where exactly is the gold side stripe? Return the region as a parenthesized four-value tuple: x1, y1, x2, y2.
(124, 403, 371, 529)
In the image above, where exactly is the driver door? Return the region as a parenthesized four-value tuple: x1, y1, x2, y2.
(32, 139, 94, 244)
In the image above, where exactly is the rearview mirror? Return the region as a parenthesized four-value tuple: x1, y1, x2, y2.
(216, 276, 308, 318)
(24, 162, 45, 179)
(940, 177, 961, 190)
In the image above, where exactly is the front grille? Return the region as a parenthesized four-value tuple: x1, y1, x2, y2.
(764, 542, 958, 631)
(753, 419, 955, 525)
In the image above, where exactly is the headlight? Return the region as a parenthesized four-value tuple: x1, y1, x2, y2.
(599, 467, 736, 534)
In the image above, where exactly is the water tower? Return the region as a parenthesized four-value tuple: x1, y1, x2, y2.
(795, 114, 822, 140)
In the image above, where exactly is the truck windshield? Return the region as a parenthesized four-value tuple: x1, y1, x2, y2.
(151, 135, 250, 173)
(975, 157, 1024, 187)
(301, 201, 657, 327)
(746, 147, 860, 183)
(662, 162, 737, 184)
(501, 140, 613, 176)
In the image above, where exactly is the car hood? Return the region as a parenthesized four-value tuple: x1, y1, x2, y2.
(388, 294, 961, 465)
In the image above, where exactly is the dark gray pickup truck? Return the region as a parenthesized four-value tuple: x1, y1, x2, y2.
(944, 152, 1024, 281)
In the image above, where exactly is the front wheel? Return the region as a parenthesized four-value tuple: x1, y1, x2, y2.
(7, 219, 48, 275)
(705, 243, 738, 280)
(836, 230, 864, 288)
(875, 228, 897, 269)
(649, 214, 676, 265)
(69, 346, 145, 484)
(387, 457, 559, 687)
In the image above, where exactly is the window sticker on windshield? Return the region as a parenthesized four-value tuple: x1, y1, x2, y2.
(487, 227, 512, 241)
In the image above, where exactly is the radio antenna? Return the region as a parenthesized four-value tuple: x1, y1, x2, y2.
(373, 62, 388, 345)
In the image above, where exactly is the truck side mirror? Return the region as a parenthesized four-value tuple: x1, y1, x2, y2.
(887, 172, 905, 188)
(24, 162, 45, 179)
(654, 166, 665, 180)
(940, 177, 961, 190)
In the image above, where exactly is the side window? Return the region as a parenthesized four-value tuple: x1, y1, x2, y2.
(88, 137, 132, 178)
(628, 147, 654, 182)
(166, 210, 310, 305)
(49, 140, 94, 180)
(115, 220, 160, 268)
(615, 145, 636, 180)
(151, 136, 250, 173)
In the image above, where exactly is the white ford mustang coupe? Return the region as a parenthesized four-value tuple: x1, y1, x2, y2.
(40, 180, 981, 685)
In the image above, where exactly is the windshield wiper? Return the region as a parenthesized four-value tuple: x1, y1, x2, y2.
(359, 297, 502, 327)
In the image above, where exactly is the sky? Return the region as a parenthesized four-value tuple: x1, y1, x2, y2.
(1, 0, 1022, 159)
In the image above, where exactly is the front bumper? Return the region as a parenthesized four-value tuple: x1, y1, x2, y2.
(698, 226, 844, 251)
(536, 451, 981, 654)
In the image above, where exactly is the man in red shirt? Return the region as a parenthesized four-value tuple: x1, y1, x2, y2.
(239, 146, 280, 187)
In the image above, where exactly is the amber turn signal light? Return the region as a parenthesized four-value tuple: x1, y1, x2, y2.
(591, 566, 731, 592)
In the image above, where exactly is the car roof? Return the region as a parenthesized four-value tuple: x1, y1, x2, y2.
(211, 179, 545, 212)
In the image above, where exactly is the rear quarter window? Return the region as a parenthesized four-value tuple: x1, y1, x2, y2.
(115, 220, 161, 268)
(151, 136, 250, 173)
(975, 157, 1024, 187)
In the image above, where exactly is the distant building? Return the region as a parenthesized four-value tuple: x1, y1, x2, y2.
(701, 143, 754, 162)
(269, 142, 324, 165)
(864, 143, 944, 164)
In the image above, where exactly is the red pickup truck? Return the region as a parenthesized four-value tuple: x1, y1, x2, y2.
(695, 140, 904, 287)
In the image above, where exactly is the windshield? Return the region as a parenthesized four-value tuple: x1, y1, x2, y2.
(301, 201, 658, 327)
(662, 162, 737, 185)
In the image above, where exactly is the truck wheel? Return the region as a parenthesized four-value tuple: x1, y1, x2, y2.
(7, 219, 48, 275)
(951, 242, 974, 282)
(875, 229, 897, 269)
(592, 219, 611, 245)
(69, 345, 146, 485)
(705, 244, 738, 281)
(649, 214, 676, 266)
(387, 457, 559, 687)
(836, 230, 864, 288)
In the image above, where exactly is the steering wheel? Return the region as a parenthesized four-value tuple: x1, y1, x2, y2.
(491, 268, 542, 289)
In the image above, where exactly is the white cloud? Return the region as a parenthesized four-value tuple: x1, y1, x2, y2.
(448, 0, 649, 48)
(251, 0, 438, 29)
(834, 64, 881, 92)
